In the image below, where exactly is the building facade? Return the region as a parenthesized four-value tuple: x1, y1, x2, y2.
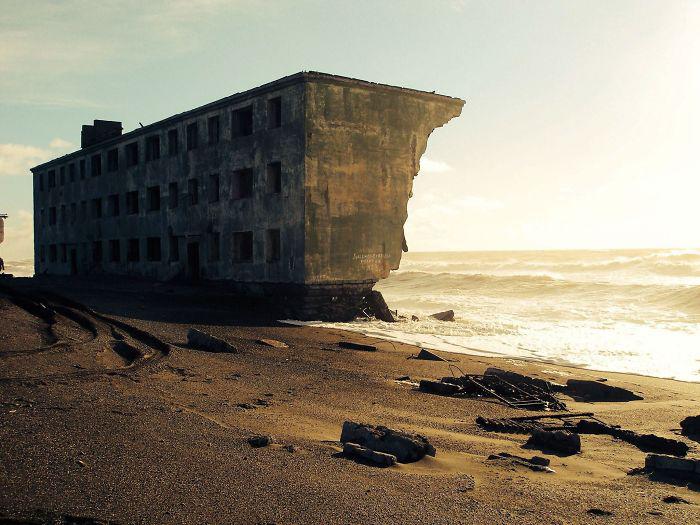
(31, 72, 463, 318)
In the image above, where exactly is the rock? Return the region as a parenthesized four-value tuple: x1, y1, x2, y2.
(565, 379, 642, 402)
(525, 429, 581, 456)
(343, 442, 397, 467)
(395, 375, 411, 381)
(577, 419, 689, 457)
(411, 315, 420, 321)
(338, 341, 377, 352)
(587, 508, 613, 517)
(340, 421, 436, 463)
(487, 452, 554, 473)
(413, 348, 446, 361)
(430, 310, 455, 322)
(187, 328, 238, 353)
(248, 435, 272, 448)
(663, 495, 690, 504)
(364, 290, 396, 323)
(419, 379, 462, 396)
(647, 454, 696, 473)
(680, 415, 700, 436)
(257, 338, 288, 349)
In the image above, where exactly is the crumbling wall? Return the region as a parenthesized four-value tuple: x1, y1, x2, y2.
(303, 80, 464, 284)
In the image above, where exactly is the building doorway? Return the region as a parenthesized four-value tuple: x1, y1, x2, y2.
(187, 242, 200, 281)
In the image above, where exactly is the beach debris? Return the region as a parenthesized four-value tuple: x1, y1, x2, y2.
(587, 508, 613, 517)
(396, 375, 411, 381)
(680, 415, 700, 437)
(663, 495, 690, 504)
(248, 435, 272, 448)
(343, 442, 398, 467)
(525, 429, 581, 456)
(257, 338, 288, 349)
(187, 328, 238, 353)
(576, 419, 689, 457)
(486, 367, 565, 392)
(411, 315, 420, 321)
(644, 454, 700, 483)
(423, 368, 567, 411)
(419, 379, 462, 396)
(565, 379, 643, 402)
(338, 341, 377, 352)
(430, 310, 455, 322)
(340, 421, 436, 463)
(362, 290, 396, 323)
(413, 348, 447, 362)
(487, 452, 555, 473)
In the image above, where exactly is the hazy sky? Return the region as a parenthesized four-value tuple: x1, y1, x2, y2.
(1, 0, 698, 259)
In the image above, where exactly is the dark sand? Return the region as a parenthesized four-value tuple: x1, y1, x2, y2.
(1, 277, 699, 524)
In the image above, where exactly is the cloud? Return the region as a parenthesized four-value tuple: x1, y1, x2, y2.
(419, 156, 453, 174)
(0, 139, 74, 177)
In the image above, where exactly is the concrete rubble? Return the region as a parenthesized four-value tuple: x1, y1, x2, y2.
(340, 421, 436, 464)
(342, 442, 397, 467)
(525, 429, 581, 456)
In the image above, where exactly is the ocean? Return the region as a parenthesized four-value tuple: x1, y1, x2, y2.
(320, 249, 700, 383)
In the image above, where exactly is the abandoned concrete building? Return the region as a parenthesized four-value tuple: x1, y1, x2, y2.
(31, 72, 463, 318)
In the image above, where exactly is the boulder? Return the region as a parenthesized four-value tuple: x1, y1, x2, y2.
(430, 310, 455, 322)
(680, 415, 700, 436)
(343, 442, 397, 467)
(365, 290, 396, 323)
(187, 328, 238, 353)
(340, 421, 436, 463)
(565, 379, 642, 402)
(646, 454, 696, 473)
(248, 435, 272, 448)
(419, 379, 462, 396)
(525, 429, 581, 456)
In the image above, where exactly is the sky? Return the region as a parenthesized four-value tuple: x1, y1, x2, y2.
(1, 0, 699, 260)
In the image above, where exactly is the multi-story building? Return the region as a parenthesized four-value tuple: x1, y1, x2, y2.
(31, 72, 463, 318)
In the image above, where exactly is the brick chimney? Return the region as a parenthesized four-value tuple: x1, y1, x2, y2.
(81, 120, 122, 148)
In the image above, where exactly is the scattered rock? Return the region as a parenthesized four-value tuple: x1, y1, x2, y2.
(248, 435, 272, 448)
(413, 348, 446, 362)
(525, 429, 581, 456)
(343, 442, 397, 467)
(587, 508, 613, 517)
(338, 341, 377, 352)
(254, 399, 271, 407)
(284, 444, 298, 453)
(680, 415, 700, 436)
(430, 310, 455, 322)
(340, 421, 436, 463)
(565, 379, 642, 402)
(237, 403, 256, 410)
(663, 495, 690, 504)
(487, 452, 554, 473)
(257, 338, 288, 349)
(419, 379, 462, 396)
(187, 328, 238, 353)
(411, 315, 420, 321)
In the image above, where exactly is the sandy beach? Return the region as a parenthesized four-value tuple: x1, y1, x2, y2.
(1, 277, 699, 524)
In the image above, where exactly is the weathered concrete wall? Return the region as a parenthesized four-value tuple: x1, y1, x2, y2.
(303, 79, 463, 285)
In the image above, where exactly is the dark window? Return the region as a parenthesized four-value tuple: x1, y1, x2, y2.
(232, 106, 253, 137)
(208, 115, 220, 145)
(266, 229, 281, 262)
(125, 142, 139, 167)
(208, 173, 219, 203)
(168, 129, 178, 156)
(48, 170, 56, 188)
(60, 244, 67, 263)
(186, 122, 198, 150)
(145, 135, 160, 162)
(267, 97, 282, 128)
(266, 161, 282, 194)
(49, 244, 57, 263)
(107, 149, 119, 171)
(40, 209, 45, 226)
(49, 207, 56, 225)
(109, 240, 120, 263)
(169, 236, 179, 262)
(147, 186, 160, 211)
(188, 178, 198, 205)
(91, 154, 101, 177)
(92, 241, 102, 263)
(70, 203, 77, 223)
(80, 201, 87, 220)
(60, 205, 66, 224)
(126, 191, 139, 215)
(92, 198, 102, 219)
(68, 163, 76, 182)
(59, 166, 65, 185)
(147, 237, 161, 262)
(209, 232, 220, 262)
(108, 194, 120, 216)
(39, 173, 44, 191)
(232, 168, 253, 199)
(233, 231, 253, 262)
(40, 245, 45, 263)
(79, 159, 86, 179)
(127, 239, 140, 262)
(168, 182, 178, 209)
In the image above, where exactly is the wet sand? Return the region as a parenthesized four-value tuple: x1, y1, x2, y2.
(1, 277, 699, 524)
